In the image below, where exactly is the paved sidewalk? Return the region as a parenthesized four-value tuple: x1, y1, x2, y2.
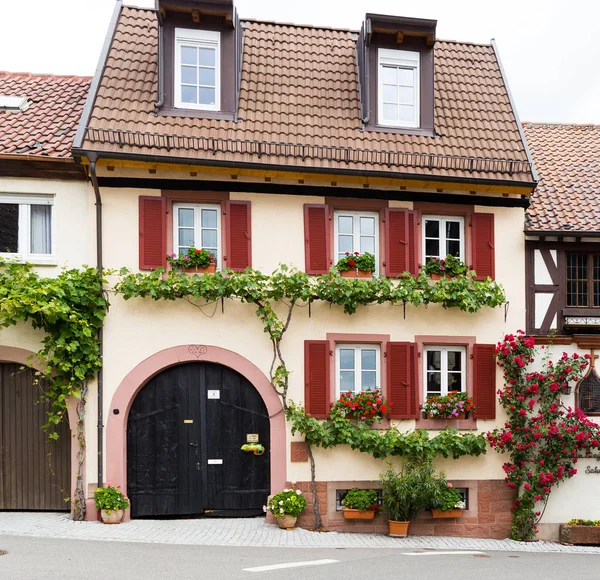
(1, 512, 599, 554)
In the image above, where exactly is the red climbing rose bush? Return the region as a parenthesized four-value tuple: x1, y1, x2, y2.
(487, 330, 600, 541)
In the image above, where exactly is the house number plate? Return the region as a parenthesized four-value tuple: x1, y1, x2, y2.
(246, 434, 259, 443)
(207, 390, 220, 399)
(207, 459, 223, 465)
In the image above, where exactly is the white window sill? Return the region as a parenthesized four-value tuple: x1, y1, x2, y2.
(0, 255, 58, 266)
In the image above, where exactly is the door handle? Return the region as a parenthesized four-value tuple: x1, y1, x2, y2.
(190, 442, 199, 447)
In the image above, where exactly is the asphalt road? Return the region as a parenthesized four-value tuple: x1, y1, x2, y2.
(1, 535, 599, 580)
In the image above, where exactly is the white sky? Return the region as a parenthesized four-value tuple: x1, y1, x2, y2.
(1, 0, 599, 123)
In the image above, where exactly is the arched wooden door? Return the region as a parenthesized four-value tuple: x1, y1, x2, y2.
(0, 363, 71, 510)
(127, 362, 270, 517)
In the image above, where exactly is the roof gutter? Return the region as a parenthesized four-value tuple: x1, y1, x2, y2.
(73, 0, 123, 150)
(491, 38, 539, 184)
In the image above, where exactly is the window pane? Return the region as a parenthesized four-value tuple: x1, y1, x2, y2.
(381, 66, 397, 84)
(199, 87, 216, 105)
(338, 235, 352, 254)
(181, 65, 197, 85)
(178, 228, 195, 247)
(448, 373, 462, 392)
(201, 209, 218, 228)
(0, 203, 19, 253)
(382, 103, 398, 121)
(398, 86, 414, 104)
(360, 236, 375, 255)
(425, 220, 439, 238)
(30, 205, 52, 254)
(361, 371, 377, 390)
(427, 372, 441, 393)
(202, 229, 217, 248)
(198, 47, 215, 67)
(338, 215, 353, 234)
(382, 84, 397, 103)
(199, 67, 215, 87)
(398, 105, 414, 122)
(425, 239, 439, 257)
(397, 68, 414, 86)
(446, 221, 461, 239)
(181, 85, 197, 104)
(340, 371, 355, 392)
(178, 208, 194, 228)
(426, 351, 441, 371)
(594, 256, 600, 307)
(360, 217, 375, 236)
(447, 351, 462, 371)
(361, 349, 376, 370)
(339, 349, 355, 370)
(447, 240, 460, 257)
(181, 46, 197, 65)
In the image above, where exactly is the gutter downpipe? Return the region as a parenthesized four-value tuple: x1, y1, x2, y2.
(89, 160, 104, 489)
(154, 4, 165, 111)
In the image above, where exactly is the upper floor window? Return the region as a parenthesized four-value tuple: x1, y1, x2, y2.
(336, 344, 380, 396)
(334, 211, 379, 273)
(378, 48, 420, 128)
(424, 346, 466, 397)
(173, 203, 221, 267)
(566, 252, 600, 308)
(0, 194, 54, 263)
(423, 215, 464, 262)
(174, 28, 220, 111)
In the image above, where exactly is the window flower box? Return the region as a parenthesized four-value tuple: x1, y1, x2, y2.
(167, 247, 216, 274)
(423, 255, 467, 279)
(431, 508, 463, 519)
(341, 488, 380, 520)
(343, 508, 376, 520)
(341, 268, 373, 279)
(336, 252, 375, 278)
(421, 391, 474, 420)
(424, 412, 468, 420)
(182, 263, 216, 275)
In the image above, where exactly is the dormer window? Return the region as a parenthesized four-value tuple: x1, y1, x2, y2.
(378, 49, 420, 128)
(175, 28, 221, 111)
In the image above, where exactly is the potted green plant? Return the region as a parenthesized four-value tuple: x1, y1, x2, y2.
(167, 247, 216, 274)
(336, 252, 375, 278)
(421, 391, 475, 419)
(94, 483, 130, 524)
(379, 457, 443, 537)
(265, 487, 308, 529)
(341, 488, 380, 520)
(422, 254, 467, 280)
(431, 482, 465, 518)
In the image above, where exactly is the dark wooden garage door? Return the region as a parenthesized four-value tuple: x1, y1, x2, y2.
(127, 362, 270, 518)
(0, 363, 71, 510)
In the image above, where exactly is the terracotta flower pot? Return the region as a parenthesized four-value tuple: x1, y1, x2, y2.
(100, 509, 124, 524)
(431, 508, 463, 519)
(388, 519, 409, 537)
(425, 412, 468, 420)
(182, 263, 216, 274)
(343, 508, 376, 520)
(429, 272, 445, 280)
(276, 514, 297, 529)
(340, 269, 373, 279)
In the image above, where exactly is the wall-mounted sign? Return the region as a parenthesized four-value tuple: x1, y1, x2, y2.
(586, 466, 600, 475)
(207, 459, 223, 465)
(246, 433, 259, 443)
(207, 390, 220, 399)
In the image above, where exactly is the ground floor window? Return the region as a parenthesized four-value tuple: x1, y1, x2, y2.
(336, 344, 380, 396)
(424, 346, 466, 397)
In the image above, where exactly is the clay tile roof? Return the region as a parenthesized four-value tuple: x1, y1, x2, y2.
(523, 123, 600, 232)
(81, 6, 534, 183)
(0, 72, 90, 158)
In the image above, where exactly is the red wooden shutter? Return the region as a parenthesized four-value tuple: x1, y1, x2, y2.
(304, 204, 330, 275)
(473, 344, 497, 419)
(471, 213, 495, 280)
(139, 196, 166, 270)
(385, 209, 418, 276)
(226, 200, 251, 271)
(387, 342, 419, 419)
(304, 340, 330, 418)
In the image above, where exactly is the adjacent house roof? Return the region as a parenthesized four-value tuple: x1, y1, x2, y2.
(523, 123, 600, 232)
(0, 72, 90, 158)
(78, 6, 535, 185)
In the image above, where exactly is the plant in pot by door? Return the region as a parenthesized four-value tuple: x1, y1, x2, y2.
(265, 488, 307, 530)
(422, 254, 467, 280)
(431, 482, 465, 519)
(379, 457, 443, 537)
(336, 252, 375, 278)
(341, 488, 380, 520)
(94, 483, 130, 524)
(167, 247, 216, 274)
(421, 391, 475, 420)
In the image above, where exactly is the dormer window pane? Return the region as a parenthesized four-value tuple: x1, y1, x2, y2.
(199, 88, 216, 106)
(181, 47, 197, 65)
(199, 48, 215, 67)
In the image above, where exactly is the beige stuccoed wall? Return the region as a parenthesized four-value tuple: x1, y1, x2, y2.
(96, 184, 526, 486)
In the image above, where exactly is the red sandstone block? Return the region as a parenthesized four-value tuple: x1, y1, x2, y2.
(409, 524, 435, 535)
(494, 513, 513, 523)
(477, 491, 492, 501)
(477, 512, 497, 524)
(460, 517, 479, 525)
(290, 442, 309, 462)
(433, 525, 463, 534)
(478, 502, 491, 513)
(462, 525, 492, 537)
(478, 481, 492, 491)
(490, 500, 513, 511)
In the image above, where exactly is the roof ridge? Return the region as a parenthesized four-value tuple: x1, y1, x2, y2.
(523, 121, 600, 129)
(0, 71, 92, 81)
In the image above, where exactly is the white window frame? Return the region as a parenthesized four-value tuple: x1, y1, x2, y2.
(335, 344, 381, 397)
(0, 193, 55, 264)
(174, 28, 221, 111)
(422, 215, 465, 262)
(423, 346, 467, 397)
(333, 210, 379, 274)
(172, 203, 222, 269)
(378, 48, 420, 128)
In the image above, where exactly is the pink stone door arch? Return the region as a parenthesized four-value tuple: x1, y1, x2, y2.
(106, 345, 286, 518)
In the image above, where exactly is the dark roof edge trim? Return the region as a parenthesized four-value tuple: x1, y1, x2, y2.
(491, 38, 538, 183)
(73, 0, 123, 150)
(74, 147, 536, 190)
(525, 230, 600, 237)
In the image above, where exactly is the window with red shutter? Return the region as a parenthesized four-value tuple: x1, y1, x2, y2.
(225, 200, 251, 271)
(139, 196, 167, 270)
(387, 342, 419, 418)
(304, 340, 330, 418)
(471, 213, 495, 280)
(473, 343, 497, 419)
(304, 204, 330, 275)
(385, 209, 418, 276)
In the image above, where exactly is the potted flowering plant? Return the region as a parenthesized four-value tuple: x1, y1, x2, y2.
(560, 519, 600, 545)
(265, 487, 307, 529)
(167, 247, 216, 274)
(335, 389, 389, 424)
(94, 483, 130, 524)
(422, 254, 467, 280)
(421, 391, 474, 419)
(431, 482, 465, 518)
(336, 252, 375, 278)
(341, 488, 380, 520)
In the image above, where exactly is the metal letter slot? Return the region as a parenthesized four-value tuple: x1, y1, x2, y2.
(207, 459, 223, 465)
(207, 390, 220, 399)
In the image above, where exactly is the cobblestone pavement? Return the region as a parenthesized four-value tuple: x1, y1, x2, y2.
(1, 512, 600, 554)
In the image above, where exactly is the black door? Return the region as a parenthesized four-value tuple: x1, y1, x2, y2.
(127, 362, 270, 518)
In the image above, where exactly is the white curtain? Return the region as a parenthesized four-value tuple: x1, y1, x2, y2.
(30, 205, 52, 255)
